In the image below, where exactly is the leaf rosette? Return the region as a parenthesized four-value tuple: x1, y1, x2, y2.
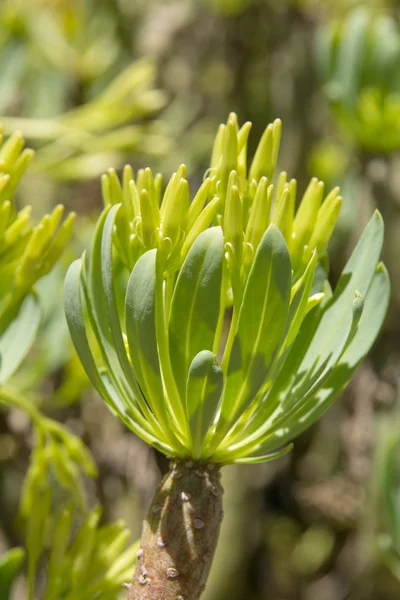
(65, 114, 389, 465)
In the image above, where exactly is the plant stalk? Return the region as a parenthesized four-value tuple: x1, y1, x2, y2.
(127, 460, 224, 600)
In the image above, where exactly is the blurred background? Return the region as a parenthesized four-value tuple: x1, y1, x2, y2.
(1, 0, 400, 599)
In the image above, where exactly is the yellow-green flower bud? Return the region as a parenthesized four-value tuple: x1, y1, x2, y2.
(0, 130, 24, 169)
(139, 188, 160, 248)
(185, 177, 211, 232)
(160, 164, 186, 219)
(249, 118, 281, 183)
(160, 178, 189, 249)
(290, 177, 324, 267)
(244, 177, 272, 251)
(219, 117, 238, 190)
(237, 121, 252, 180)
(224, 176, 243, 269)
(306, 187, 342, 259)
(272, 186, 294, 243)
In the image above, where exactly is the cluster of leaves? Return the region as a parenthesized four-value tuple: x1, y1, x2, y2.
(317, 7, 400, 152)
(0, 129, 137, 599)
(65, 113, 389, 465)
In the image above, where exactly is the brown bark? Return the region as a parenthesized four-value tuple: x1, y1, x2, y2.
(127, 460, 224, 600)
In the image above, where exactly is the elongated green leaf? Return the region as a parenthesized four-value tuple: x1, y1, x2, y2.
(218, 224, 291, 432)
(0, 293, 40, 385)
(257, 210, 383, 422)
(86, 207, 139, 404)
(284, 251, 318, 351)
(101, 205, 148, 406)
(283, 261, 390, 438)
(0, 547, 24, 600)
(220, 250, 319, 450)
(169, 227, 224, 398)
(64, 259, 168, 450)
(231, 261, 389, 460)
(221, 212, 385, 458)
(186, 350, 223, 458)
(125, 249, 170, 432)
(284, 210, 383, 393)
(232, 443, 293, 465)
(85, 205, 167, 442)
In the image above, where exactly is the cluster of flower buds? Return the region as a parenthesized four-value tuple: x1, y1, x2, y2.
(0, 129, 75, 380)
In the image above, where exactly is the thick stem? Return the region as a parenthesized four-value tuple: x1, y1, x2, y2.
(128, 460, 224, 600)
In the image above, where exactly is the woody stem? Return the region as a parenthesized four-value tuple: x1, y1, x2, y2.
(128, 460, 224, 600)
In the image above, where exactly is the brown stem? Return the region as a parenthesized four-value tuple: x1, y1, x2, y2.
(128, 460, 224, 600)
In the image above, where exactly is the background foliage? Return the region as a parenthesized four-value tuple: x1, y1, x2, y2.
(0, 1, 399, 599)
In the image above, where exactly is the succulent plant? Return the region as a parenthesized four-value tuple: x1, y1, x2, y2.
(64, 113, 389, 599)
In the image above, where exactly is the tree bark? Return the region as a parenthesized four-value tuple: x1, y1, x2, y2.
(128, 460, 224, 600)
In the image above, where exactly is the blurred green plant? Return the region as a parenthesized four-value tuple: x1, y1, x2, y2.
(0, 61, 168, 181)
(377, 429, 400, 581)
(0, 128, 75, 378)
(65, 113, 389, 598)
(0, 547, 24, 600)
(0, 0, 169, 180)
(0, 129, 137, 599)
(0, 0, 122, 106)
(316, 7, 400, 152)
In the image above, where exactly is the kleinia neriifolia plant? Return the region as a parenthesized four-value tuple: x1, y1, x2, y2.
(64, 113, 390, 600)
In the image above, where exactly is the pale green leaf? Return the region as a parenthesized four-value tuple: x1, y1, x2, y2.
(186, 350, 223, 458)
(169, 227, 224, 398)
(218, 224, 291, 432)
(125, 249, 172, 434)
(64, 259, 166, 449)
(0, 293, 40, 385)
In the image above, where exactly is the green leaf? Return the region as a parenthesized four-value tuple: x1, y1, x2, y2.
(234, 261, 388, 461)
(0, 293, 40, 385)
(169, 227, 224, 399)
(282, 250, 318, 353)
(99, 206, 148, 406)
(232, 443, 293, 465)
(265, 210, 383, 417)
(218, 224, 292, 432)
(82, 204, 168, 443)
(0, 548, 25, 600)
(125, 249, 172, 434)
(218, 212, 385, 460)
(229, 250, 318, 438)
(64, 258, 169, 451)
(272, 261, 390, 447)
(186, 350, 224, 458)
